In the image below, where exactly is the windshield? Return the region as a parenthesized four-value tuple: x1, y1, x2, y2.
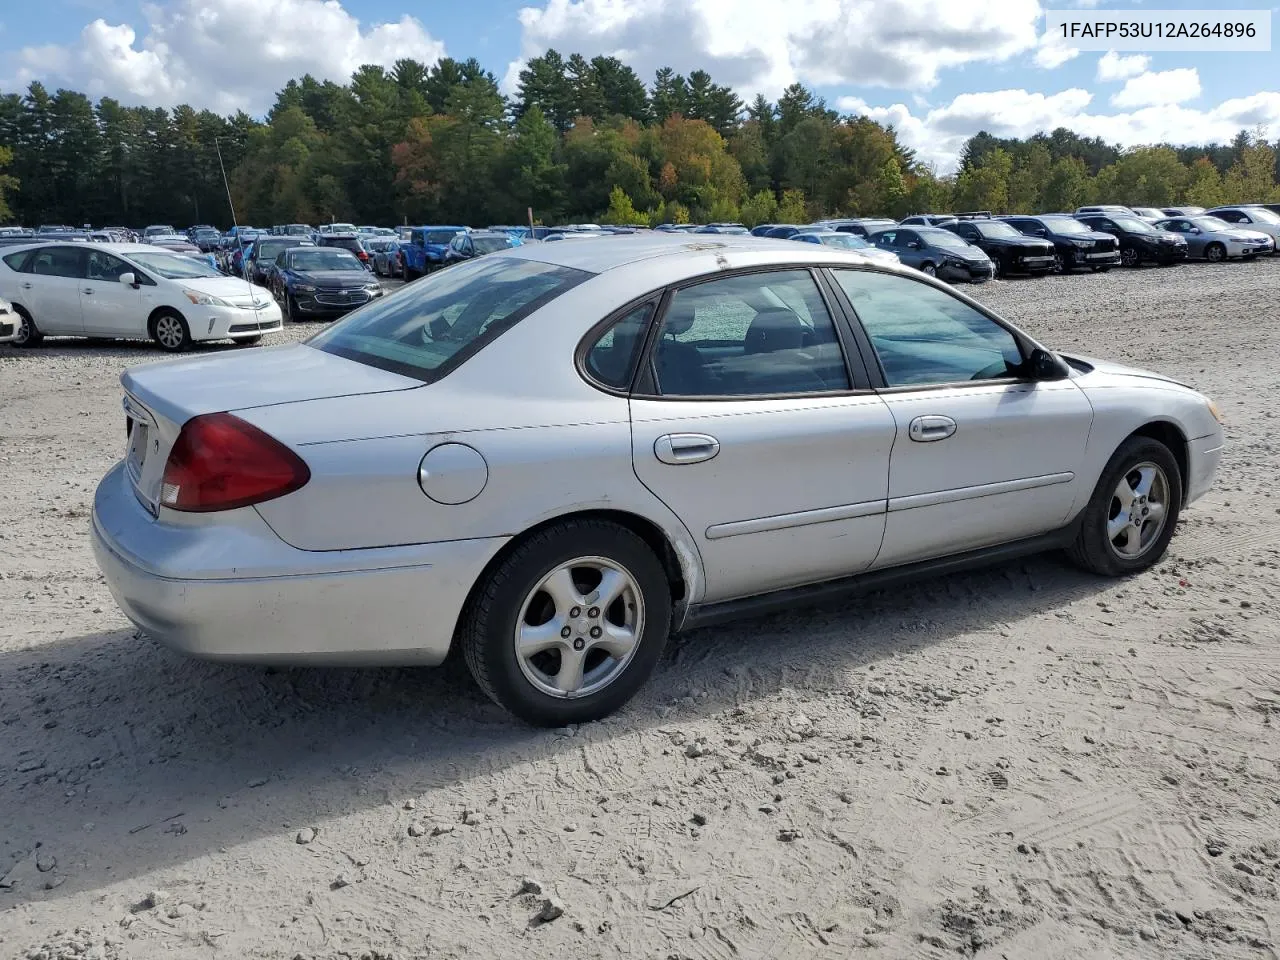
(289, 249, 363, 271)
(1190, 217, 1232, 231)
(818, 234, 870, 249)
(286, 225, 311, 235)
(424, 229, 461, 244)
(1112, 217, 1157, 233)
(309, 257, 589, 381)
(324, 237, 364, 252)
(327, 223, 357, 233)
(1044, 217, 1089, 235)
(1244, 207, 1280, 223)
(256, 240, 302, 260)
(974, 221, 1021, 239)
(919, 230, 969, 249)
(129, 252, 224, 279)
(472, 236, 512, 254)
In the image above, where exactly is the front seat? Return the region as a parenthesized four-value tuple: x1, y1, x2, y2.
(743, 307, 808, 354)
(654, 301, 706, 395)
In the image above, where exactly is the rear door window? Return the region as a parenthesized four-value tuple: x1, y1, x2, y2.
(28, 246, 86, 278)
(309, 256, 590, 381)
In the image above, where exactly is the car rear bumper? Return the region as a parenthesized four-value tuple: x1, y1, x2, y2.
(90, 461, 507, 665)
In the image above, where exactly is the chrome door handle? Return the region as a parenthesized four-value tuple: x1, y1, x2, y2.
(908, 415, 957, 442)
(20, 282, 32, 289)
(654, 433, 720, 465)
(82, 288, 94, 295)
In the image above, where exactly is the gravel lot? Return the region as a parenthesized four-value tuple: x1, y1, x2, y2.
(2, 262, 1278, 960)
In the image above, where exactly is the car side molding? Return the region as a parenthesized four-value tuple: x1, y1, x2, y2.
(677, 514, 1086, 632)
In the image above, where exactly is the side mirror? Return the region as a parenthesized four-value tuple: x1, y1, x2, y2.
(1028, 347, 1070, 381)
(1034, 228, 1047, 237)
(118, 272, 136, 286)
(1190, 227, 1201, 234)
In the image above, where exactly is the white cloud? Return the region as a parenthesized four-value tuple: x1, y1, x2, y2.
(837, 86, 1280, 173)
(1110, 67, 1201, 108)
(504, 0, 1043, 97)
(1096, 50, 1149, 82)
(3, 0, 445, 115)
(1033, 34, 1080, 70)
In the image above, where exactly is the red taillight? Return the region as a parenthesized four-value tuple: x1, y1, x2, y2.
(161, 413, 310, 512)
(357, 250, 369, 260)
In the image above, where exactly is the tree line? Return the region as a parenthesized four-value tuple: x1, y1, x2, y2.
(1, 52, 1278, 229)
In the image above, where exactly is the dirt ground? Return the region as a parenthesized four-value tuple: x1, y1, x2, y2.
(1, 261, 1278, 960)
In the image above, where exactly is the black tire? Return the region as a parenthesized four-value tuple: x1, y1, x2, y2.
(285, 295, 298, 322)
(238, 336, 262, 346)
(920, 262, 937, 277)
(149, 310, 191, 353)
(11, 307, 43, 347)
(991, 257, 1004, 279)
(460, 519, 673, 726)
(1065, 436, 1183, 578)
(404, 266, 418, 282)
(1120, 247, 1140, 268)
(1205, 242, 1226, 263)
(1091, 265, 1111, 273)
(1055, 250, 1075, 273)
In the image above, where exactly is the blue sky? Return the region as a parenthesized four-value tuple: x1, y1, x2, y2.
(2, 0, 1277, 170)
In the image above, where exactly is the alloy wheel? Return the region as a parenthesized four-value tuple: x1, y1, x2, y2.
(1106, 462, 1170, 560)
(154, 315, 185, 349)
(921, 263, 937, 277)
(514, 556, 644, 699)
(14, 315, 32, 345)
(1120, 247, 1139, 267)
(1206, 243, 1226, 263)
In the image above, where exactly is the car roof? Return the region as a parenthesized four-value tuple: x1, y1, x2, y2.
(499, 232, 907, 276)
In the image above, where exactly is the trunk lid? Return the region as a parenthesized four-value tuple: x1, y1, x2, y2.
(119, 344, 419, 513)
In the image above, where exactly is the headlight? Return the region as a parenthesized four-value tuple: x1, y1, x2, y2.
(1206, 399, 1224, 424)
(0, 298, 11, 312)
(294, 283, 316, 293)
(183, 289, 231, 307)
(1074, 239, 1094, 248)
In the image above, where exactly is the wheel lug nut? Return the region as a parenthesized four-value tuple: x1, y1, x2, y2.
(573, 638, 585, 651)
(560, 626, 571, 639)
(588, 607, 600, 619)
(569, 607, 581, 618)
(590, 626, 602, 639)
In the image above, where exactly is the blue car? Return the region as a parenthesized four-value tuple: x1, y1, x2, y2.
(401, 225, 467, 279)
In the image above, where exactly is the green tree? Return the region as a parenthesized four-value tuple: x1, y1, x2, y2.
(1041, 156, 1090, 212)
(0, 145, 18, 220)
(500, 105, 566, 222)
(602, 185, 648, 224)
(738, 189, 777, 227)
(952, 147, 1012, 212)
(1183, 156, 1226, 208)
(776, 188, 807, 223)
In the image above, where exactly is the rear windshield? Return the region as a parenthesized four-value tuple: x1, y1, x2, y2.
(472, 235, 512, 254)
(309, 257, 591, 382)
(423, 229, 461, 244)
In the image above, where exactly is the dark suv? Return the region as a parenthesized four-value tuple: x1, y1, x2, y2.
(1075, 214, 1187, 267)
(942, 219, 1056, 277)
(1001, 215, 1121, 273)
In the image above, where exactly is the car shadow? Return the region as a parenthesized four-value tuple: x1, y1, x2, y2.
(0, 554, 1108, 904)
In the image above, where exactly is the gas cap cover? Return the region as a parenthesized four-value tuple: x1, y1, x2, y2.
(417, 443, 488, 504)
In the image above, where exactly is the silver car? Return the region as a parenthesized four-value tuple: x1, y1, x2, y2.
(90, 236, 1224, 725)
(1155, 215, 1275, 261)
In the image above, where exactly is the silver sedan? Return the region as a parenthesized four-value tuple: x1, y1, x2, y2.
(1154, 216, 1275, 261)
(91, 235, 1224, 725)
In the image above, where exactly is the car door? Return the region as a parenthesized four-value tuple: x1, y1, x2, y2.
(626, 268, 897, 603)
(827, 267, 1094, 569)
(20, 245, 87, 334)
(81, 249, 144, 336)
(1167, 219, 1205, 256)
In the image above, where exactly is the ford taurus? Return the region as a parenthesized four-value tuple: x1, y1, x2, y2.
(90, 236, 1224, 725)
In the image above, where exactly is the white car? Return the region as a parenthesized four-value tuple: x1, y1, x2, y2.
(0, 242, 281, 351)
(0, 295, 18, 343)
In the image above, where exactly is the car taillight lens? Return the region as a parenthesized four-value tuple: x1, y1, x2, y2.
(161, 413, 310, 512)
